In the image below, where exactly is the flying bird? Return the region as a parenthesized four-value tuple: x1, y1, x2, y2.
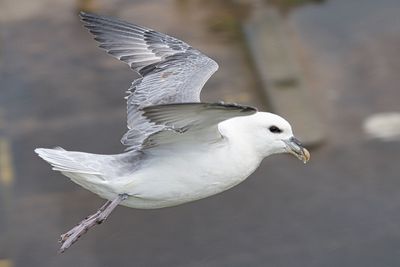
(35, 12, 310, 253)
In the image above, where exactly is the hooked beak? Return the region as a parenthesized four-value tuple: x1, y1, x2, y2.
(283, 137, 310, 164)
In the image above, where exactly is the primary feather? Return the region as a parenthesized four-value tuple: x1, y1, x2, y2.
(80, 12, 219, 151)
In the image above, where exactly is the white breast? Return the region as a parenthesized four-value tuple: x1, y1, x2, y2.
(112, 137, 262, 209)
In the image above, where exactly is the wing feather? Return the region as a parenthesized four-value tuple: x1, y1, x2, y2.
(80, 12, 219, 151)
(141, 103, 257, 149)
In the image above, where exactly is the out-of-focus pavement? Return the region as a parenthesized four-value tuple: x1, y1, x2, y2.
(1, 0, 400, 266)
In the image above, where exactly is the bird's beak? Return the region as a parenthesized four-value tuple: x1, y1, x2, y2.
(283, 137, 310, 164)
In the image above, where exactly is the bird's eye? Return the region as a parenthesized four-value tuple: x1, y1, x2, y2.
(269, 126, 282, 133)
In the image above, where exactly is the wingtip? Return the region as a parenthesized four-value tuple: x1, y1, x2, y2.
(79, 11, 88, 24)
(243, 105, 258, 113)
(79, 10, 89, 19)
(79, 10, 94, 17)
(79, 11, 99, 22)
(209, 102, 257, 113)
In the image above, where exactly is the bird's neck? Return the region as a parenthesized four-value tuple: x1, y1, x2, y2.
(218, 117, 265, 161)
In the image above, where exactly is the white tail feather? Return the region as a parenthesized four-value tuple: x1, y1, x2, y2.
(35, 148, 102, 175)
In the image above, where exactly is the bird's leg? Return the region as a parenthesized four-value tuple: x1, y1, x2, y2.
(59, 194, 128, 253)
(59, 200, 112, 243)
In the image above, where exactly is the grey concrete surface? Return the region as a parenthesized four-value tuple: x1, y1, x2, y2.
(1, 0, 400, 266)
(242, 5, 325, 146)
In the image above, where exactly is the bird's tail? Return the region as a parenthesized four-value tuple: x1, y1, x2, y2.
(35, 147, 118, 198)
(35, 147, 138, 199)
(35, 147, 102, 175)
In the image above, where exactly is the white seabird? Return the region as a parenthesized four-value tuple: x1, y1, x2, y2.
(35, 12, 310, 252)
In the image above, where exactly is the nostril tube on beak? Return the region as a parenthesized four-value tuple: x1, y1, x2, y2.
(284, 137, 310, 163)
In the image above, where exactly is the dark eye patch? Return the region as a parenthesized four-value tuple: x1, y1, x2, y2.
(269, 125, 282, 133)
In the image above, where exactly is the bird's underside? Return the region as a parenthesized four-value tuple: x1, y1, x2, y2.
(35, 12, 258, 252)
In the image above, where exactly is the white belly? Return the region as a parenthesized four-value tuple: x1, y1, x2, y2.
(112, 143, 262, 209)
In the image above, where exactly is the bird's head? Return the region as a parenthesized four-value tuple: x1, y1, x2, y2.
(251, 112, 310, 162)
(221, 112, 310, 163)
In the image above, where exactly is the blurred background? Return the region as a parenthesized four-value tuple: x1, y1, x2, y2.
(1, 0, 400, 266)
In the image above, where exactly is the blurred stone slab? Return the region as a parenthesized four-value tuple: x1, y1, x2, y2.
(242, 7, 324, 146)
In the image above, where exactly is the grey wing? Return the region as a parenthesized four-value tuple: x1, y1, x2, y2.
(80, 12, 219, 150)
(141, 103, 257, 149)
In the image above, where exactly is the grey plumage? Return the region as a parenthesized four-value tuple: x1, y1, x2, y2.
(80, 12, 219, 151)
(36, 13, 256, 181)
(141, 103, 257, 149)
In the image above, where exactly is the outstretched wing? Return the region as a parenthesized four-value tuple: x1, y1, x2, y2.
(80, 12, 219, 150)
(141, 103, 257, 149)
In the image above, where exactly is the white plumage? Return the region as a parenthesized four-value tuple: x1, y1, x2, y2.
(34, 12, 310, 252)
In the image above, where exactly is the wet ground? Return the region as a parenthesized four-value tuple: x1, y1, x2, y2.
(1, 0, 400, 266)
